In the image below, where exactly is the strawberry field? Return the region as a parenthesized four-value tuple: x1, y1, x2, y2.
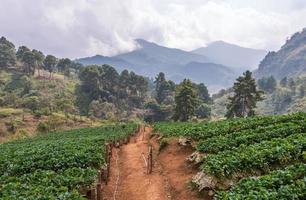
(154, 113, 306, 199)
(0, 123, 137, 199)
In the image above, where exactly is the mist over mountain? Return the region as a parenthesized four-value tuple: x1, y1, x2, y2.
(76, 39, 238, 92)
(192, 41, 267, 71)
(255, 28, 306, 80)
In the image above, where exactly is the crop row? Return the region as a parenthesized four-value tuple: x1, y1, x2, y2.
(0, 123, 137, 199)
(154, 112, 306, 140)
(202, 133, 306, 178)
(197, 121, 305, 153)
(215, 164, 306, 200)
(0, 168, 97, 200)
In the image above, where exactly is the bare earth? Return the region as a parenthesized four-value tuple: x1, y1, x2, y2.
(103, 126, 201, 200)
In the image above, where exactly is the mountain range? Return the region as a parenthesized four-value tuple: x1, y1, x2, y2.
(76, 39, 267, 92)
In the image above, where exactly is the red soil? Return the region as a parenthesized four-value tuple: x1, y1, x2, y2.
(151, 137, 202, 200)
(103, 127, 201, 200)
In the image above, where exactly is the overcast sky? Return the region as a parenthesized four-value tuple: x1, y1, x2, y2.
(1, 0, 306, 58)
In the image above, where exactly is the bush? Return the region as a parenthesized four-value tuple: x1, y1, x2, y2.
(0, 108, 23, 118)
(37, 122, 50, 133)
(46, 114, 66, 130)
(5, 119, 23, 133)
(34, 108, 51, 118)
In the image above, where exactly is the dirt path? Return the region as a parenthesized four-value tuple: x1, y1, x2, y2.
(152, 139, 205, 200)
(103, 127, 170, 200)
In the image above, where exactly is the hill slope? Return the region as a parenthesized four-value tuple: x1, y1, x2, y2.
(192, 41, 267, 71)
(255, 28, 306, 79)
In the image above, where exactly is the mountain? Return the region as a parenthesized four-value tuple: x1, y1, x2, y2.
(76, 39, 237, 92)
(75, 55, 134, 72)
(255, 28, 306, 80)
(192, 41, 267, 71)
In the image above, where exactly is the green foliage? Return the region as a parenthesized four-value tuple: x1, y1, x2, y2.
(216, 164, 306, 200)
(144, 100, 173, 122)
(57, 58, 73, 78)
(196, 122, 305, 153)
(154, 72, 175, 104)
(0, 108, 23, 118)
(23, 96, 40, 113)
(77, 65, 148, 117)
(43, 55, 58, 77)
(258, 76, 277, 93)
(21, 51, 37, 75)
(88, 100, 116, 119)
(154, 112, 306, 139)
(173, 79, 198, 121)
(195, 103, 211, 119)
(201, 131, 305, 178)
(196, 83, 211, 103)
(16, 46, 31, 60)
(226, 71, 264, 118)
(0, 124, 137, 199)
(0, 37, 16, 69)
(37, 121, 50, 133)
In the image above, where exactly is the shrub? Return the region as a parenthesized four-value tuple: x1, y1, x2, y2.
(37, 122, 50, 133)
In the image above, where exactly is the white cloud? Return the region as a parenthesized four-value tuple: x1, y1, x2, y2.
(0, 0, 306, 58)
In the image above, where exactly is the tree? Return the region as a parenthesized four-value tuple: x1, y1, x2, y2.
(288, 78, 296, 96)
(195, 103, 211, 119)
(57, 58, 72, 78)
(226, 71, 264, 118)
(154, 72, 175, 104)
(32, 49, 45, 76)
(23, 96, 40, 113)
(173, 79, 197, 121)
(196, 83, 211, 103)
(257, 76, 277, 93)
(0, 37, 16, 69)
(43, 55, 57, 78)
(21, 51, 37, 75)
(144, 100, 173, 122)
(16, 46, 31, 60)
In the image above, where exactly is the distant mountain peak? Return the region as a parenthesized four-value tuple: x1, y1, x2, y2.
(134, 39, 158, 48)
(192, 41, 267, 69)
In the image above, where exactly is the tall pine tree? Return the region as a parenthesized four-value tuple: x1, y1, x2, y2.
(173, 79, 197, 121)
(226, 71, 263, 118)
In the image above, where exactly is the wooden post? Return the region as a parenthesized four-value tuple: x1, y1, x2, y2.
(89, 187, 97, 200)
(105, 143, 109, 164)
(147, 144, 153, 174)
(98, 170, 102, 183)
(104, 165, 108, 185)
(97, 183, 102, 200)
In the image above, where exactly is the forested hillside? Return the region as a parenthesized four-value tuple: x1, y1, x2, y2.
(0, 36, 214, 142)
(255, 28, 306, 79)
(0, 36, 151, 142)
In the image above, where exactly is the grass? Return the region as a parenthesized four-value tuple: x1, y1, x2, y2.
(0, 108, 23, 118)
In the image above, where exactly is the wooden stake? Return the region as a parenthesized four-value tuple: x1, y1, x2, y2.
(97, 183, 102, 200)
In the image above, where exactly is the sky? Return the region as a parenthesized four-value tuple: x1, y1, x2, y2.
(1, 0, 306, 58)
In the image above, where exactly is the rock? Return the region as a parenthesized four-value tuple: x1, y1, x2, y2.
(186, 151, 206, 164)
(208, 190, 215, 196)
(178, 137, 191, 146)
(192, 172, 217, 191)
